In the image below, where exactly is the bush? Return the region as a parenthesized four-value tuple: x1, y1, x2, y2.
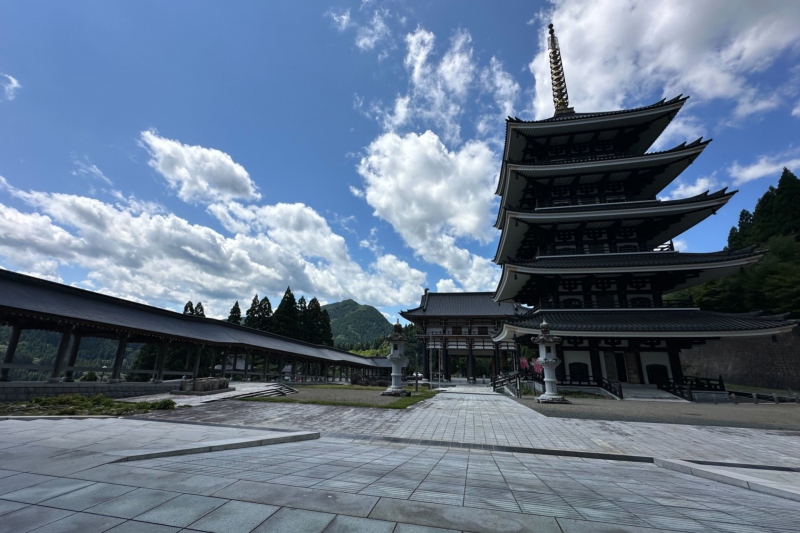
(376, 379, 389, 387)
(350, 372, 362, 385)
(81, 371, 98, 382)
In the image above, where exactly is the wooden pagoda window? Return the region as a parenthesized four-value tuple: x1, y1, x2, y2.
(552, 186, 569, 197)
(619, 228, 637, 239)
(586, 229, 604, 240)
(477, 326, 488, 335)
(562, 298, 584, 309)
(588, 243, 606, 254)
(629, 278, 649, 290)
(451, 326, 462, 335)
(561, 280, 581, 292)
(596, 294, 616, 308)
(618, 243, 639, 253)
(556, 231, 574, 241)
(630, 297, 652, 308)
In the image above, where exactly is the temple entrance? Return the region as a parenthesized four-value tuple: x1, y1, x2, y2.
(646, 364, 669, 385)
(614, 352, 628, 382)
(568, 362, 589, 382)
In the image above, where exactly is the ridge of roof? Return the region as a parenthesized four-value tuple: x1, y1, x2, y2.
(506, 95, 688, 125)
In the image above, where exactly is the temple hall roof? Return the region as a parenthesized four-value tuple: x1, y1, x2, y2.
(401, 292, 524, 319)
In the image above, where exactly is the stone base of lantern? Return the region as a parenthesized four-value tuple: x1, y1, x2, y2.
(536, 395, 571, 404)
(381, 389, 411, 397)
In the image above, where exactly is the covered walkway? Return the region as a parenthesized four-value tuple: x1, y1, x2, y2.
(0, 269, 388, 384)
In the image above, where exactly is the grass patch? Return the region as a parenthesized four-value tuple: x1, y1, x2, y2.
(0, 394, 178, 416)
(726, 383, 793, 395)
(241, 387, 437, 409)
(302, 385, 387, 391)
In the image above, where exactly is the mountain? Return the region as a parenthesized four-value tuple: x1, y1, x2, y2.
(322, 299, 393, 346)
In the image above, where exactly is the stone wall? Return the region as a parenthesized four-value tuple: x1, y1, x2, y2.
(0, 381, 182, 402)
(681, 330, 800, 391)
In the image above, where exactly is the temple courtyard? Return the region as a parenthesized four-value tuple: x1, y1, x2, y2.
(2, 389, 800, 533)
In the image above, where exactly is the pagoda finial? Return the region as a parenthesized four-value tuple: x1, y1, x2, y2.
(547, 24, 574, 116)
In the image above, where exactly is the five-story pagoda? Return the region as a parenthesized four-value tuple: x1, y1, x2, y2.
(490, 25, 795, 389)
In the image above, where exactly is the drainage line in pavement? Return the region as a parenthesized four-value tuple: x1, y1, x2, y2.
(127, 416, 302, 433)
(325, 433, 654, 463)
(687, 460, 800, 472)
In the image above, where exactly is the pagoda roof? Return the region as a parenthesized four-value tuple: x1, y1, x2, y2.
(495, 138, 710, 207)
(491, 308, 796, 342)
(501, 96, 689, 176)
(494, 247, 764, 302)
(401, 291, 524, 319)
(494, 190, 735, 264)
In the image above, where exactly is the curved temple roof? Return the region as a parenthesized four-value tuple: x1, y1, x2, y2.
(0, 269, 381, 367)
(494, 189, 735, 264)
(495, 139, 710, 208)
(401, 291, 524, 319)
(491, 308, 796, 342)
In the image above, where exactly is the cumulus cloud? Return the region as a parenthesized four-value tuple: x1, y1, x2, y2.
(728, 149, 800, 185)
(660, 172, 720, 200)
(140, 130, 260, 204)
(1, 74, 21, 100)
(357, 131, 500, 291)
(529, 0, 800, 120)
(673, 239, 688, 252)
(0, 165, 426, 316)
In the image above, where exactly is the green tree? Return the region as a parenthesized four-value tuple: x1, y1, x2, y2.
(227, 301, 242, 324)
(194, 302, 205, 317)
(256, 296, 273, 332)
(320, 309, 334, 346)
(183, 301, 195, 315)
(296, 296, 308, 341)
(305, 297, 324, 344)
(271, 287, 300, 339)
(244, 294, 260, 329)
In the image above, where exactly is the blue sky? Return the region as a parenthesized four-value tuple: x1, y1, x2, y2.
(1, 0, 799, 321)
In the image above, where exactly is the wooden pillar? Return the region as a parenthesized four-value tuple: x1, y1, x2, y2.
(152, 343, 168, 383)
(232, 353, 239, 380)
(443, 338, 451, 381)
(62, 333, 83, 382)
(589, 340, 602, 384)
(108, 333, 129, 383)
(219, 348, 228, 379)
(555, 344, 567, 381)
(667, 342, 684, 384)
(514, 340, 521, 373)
(291, 357, 296, 380)
(467, 341, 474, 382)
(192, 344, 203, 381)
(0, 324, 22, 381)
(263, 353, 269, 381)
(49, 326, 75, 383)
(423, 342, 430, 380)
(493, 343, 500, 377)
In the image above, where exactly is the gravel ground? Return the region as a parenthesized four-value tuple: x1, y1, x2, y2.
(243, 385, 429, 407)
(517, 396, 800, 430)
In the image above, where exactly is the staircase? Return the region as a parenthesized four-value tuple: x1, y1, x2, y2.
(226, 383, 299, 400)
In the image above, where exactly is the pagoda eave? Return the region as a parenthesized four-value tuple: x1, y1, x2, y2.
(495, 139, 708, 199)
(491, 309, 796, 342)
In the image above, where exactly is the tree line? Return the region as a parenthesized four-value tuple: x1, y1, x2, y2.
(668, 168, 800, 317)
(207, 287, 334, 346)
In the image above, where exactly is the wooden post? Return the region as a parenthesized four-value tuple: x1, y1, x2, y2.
(152, 343, 168, 383)
(219, 348, 228, 379)
(109, 333, 129, 383)
(0, 324, 22, 381)
(192, 344, 203, 382)
(62, 333, 83, 382)
(49, 326, 75, 383)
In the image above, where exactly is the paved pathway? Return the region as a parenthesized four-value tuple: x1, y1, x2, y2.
(3, 392, 800, 532)
(142, 392, 800, 467)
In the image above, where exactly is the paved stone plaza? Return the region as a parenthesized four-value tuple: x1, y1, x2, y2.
(2, 392, 800, 532)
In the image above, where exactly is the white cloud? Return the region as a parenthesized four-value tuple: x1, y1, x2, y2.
(529, 0, 800, 120)
(728, 149, 800, 184)
(793, 100, 800, 118)
(327, 8, 353, 31)
(71, 157, 113, 185)
(1, 74, 21, 100)
(673, 239, 688, 252)
(660, 172, 720, 200)
(435, 279, 463, 293)
(477, 56, 520, 138)
(0, 164, 427, 316)
(349, 185, 365, 198)
(356, 10, 391, 51)
(140, 130, 260, 204)
(357, 130, 500, 291)
(651, 113, 706, 151)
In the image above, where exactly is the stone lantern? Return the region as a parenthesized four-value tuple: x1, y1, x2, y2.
(533, 320, 569, 403)
(381, 321, 410, 397)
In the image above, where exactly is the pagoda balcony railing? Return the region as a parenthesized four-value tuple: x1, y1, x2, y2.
(540, 299, 694, 310)
(538, 241, 674, 256)
(534, 194, 652, 209)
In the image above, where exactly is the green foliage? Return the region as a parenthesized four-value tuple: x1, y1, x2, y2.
(322, 299, 393, 346)
(194, 302, 205, 317)
(81, 371, 98, 382)
(183, 301, 195, 315)
(303, 298, 333, 346)
(0, 394, 176, 416)
(244, 294, 260, 329)
(227, 300, 242, 324)
(271, 287, 300, 339)
(669, 169, 800, 318)
(256, 296, 272, 331)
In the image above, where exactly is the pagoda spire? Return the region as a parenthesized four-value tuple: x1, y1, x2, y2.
(547, 24, 574, 116)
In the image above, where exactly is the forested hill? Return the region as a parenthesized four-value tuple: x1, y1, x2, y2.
(322, 299, 393, 347)
(667, 168, 800, 318)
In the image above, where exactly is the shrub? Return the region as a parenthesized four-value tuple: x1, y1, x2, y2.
(81, 371, 98, 382)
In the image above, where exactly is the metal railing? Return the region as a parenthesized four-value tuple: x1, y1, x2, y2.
(521, 369, 624, 399)
(538, 241, 675, 255)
